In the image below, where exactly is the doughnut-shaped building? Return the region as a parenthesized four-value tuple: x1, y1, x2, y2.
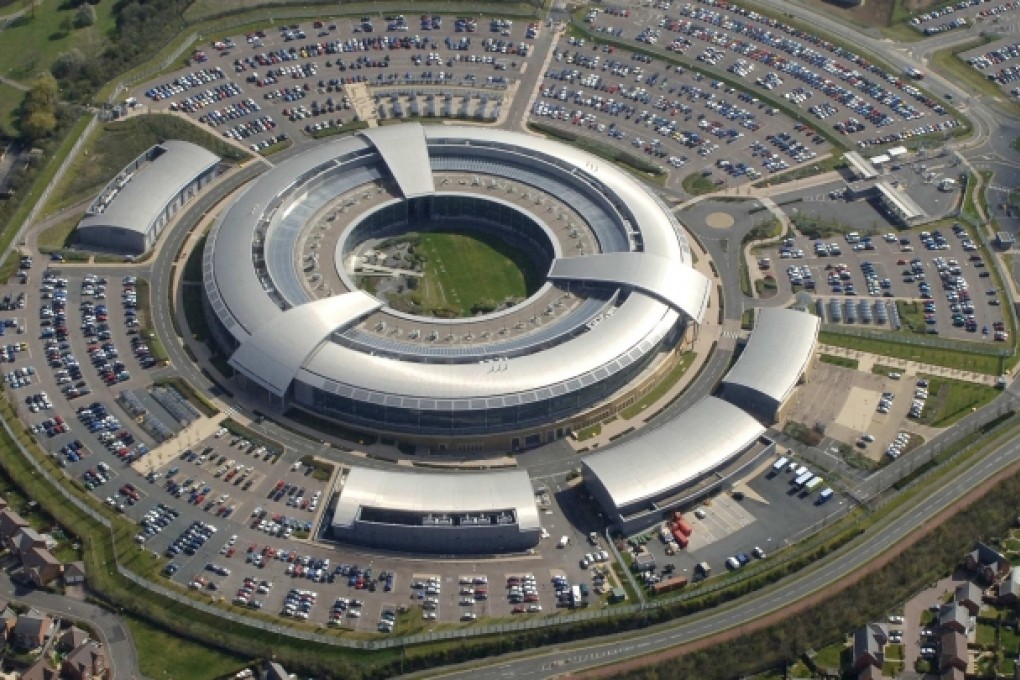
(202, 124, 711, 446)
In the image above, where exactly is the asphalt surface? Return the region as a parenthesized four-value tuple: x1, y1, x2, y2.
(417, 416, 1020, 679)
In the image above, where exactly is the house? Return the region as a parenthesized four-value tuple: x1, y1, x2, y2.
(852, 623, 888, 671)
(23, 546, 61, 587)
(61, 640, 109, 680)
(939, 602, 970, 635)
(12, 611, 54, 650)
(955, 581, 983, 615)
(58, 625, 90, 653)
(0, 605, 17, 638)
(12, 527, 46, 556)
(939, 630, 967, 672)
(1000, 567, 1020, 604)
(19, 658, 58, 680)
(964, 542, 1010, 584)
(0, 508, 29, 547)
(64, 561, 86, 585)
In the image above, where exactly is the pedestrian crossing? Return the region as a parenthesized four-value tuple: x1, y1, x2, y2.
(721, 330, 741, 339)
(222, 406, 236, 418)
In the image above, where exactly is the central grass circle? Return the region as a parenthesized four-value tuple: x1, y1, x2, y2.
(368, 229, 545, 318)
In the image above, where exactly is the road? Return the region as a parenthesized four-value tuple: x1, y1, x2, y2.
(416, 413, 1020, 679)
(0, 572, 141, 679)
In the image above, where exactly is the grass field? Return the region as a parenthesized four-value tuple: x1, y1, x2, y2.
(681, 172, 716, 196)
(0, 0, 117, 81)
(0, 82, 22, 137)
(412, 230, 540, 316)
(920, 376, 1001, 427)
(45, 114, 249, 216)
(819, 331, 1004, 375)
(122, 612, 250, 680)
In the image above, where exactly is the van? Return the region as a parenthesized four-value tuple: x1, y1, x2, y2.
(772, 456, 789, 472)
(558, 535, 569, 548)
(695, 561, 711, 577)
(817, 488, 834, 504)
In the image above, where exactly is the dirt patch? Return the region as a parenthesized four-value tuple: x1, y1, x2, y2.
(705, 212, 735, 229)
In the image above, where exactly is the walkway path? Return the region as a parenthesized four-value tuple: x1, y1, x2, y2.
(0, 572, 141, 679)
(818, 343, 1000, 385)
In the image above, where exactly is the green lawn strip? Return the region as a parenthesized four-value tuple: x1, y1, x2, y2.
(36, 213, 81, 253)
(122, 611, 251, 680)
(753, 155, 847, 188)
(919, 376, 1000, 428)
(182, 285, 209, 341)
(0, 0, 117, 81)
(219, 418, 284, 455)
(574, 423, 602, 441)
(819, 354, 859, 370)
(527, 121, 666, 182)
(183, 235, 207, 283)
(310, 119, 370, 139)
(0, 82, 23, 137)
(43, 114, 250, 218)
(621, 351, 697, 420)
(872, 363, 898, 376)
(2, 114, 90, 252)
(185, 1, 542, 24)
(297, 455, 335, 482)
(818, 330, 1003, 375)
(1013, 138, 1020, 153)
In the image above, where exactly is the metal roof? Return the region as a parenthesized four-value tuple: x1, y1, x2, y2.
(361, 125, 435, 198)
(229, 292, 382, 396)
(206, 125, 700, 407)
(78, 141, 219, 237)
(331, 467, 541, 531)
(548, 253, 711, 323)
(721, 308, 820, 406)
(582, 397, 765, 511)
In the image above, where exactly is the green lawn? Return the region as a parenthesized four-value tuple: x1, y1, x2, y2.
(1013, 138, 1020, 154)
(122, 612, 250, 680)
(818, 331, 1003, 375)
(682, 172, 716, 196)
(0, 0, 117, 81)
(45, 114, 249, 216)
(412, 230, 541, 317)
(976, 623, 997, 646)
(0, 82, 22, 137)
(920, 376, 1001, 427)
(812, 641, 846, 670)
(820, 354, 859, 370)
(621, 351, 697, 420)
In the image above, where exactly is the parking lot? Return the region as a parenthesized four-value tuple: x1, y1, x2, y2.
(531, 39, 831, 194)
(588, 1, 962, 151)
(133, 15, 546, 151)
(960, 33, 1020, 98)
(907, 0, 1018, 37)
(624, 457, 846, 587)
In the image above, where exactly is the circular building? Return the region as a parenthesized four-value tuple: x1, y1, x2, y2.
(202, 124, 710, 448)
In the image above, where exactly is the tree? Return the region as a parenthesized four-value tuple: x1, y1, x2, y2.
(23, 74, 59, 113)
(73, 4, 96, 28)
(20, 110, 57, 140)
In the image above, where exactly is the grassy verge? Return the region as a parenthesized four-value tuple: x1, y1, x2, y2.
(527, 121, 666, 182)
(0, 0, 117, 81)
(43, 114, 250, 217)
(920, 376, 1000, 428)
(182, 235, 206, 283)
(122, 611, 250, 679)
(36, 213, 82, 253)
(182, 285, 209, 341)
(930, 36, 1017, 106)
(0, 83, 23, 137)
(298, 455, 335, 483)
(258, 137, 293, 157)
(819, 330, 1003, 375)
(574, 423, 602, 441)
(621, 351, 697, 420)
(219, 418, 284, 455)
(310, 119, 370, 139)
(682, 172, 717, 196)
(753, 155, 847, 188)
(820, 354, 859, 370)
(153, 376, 220, 418)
